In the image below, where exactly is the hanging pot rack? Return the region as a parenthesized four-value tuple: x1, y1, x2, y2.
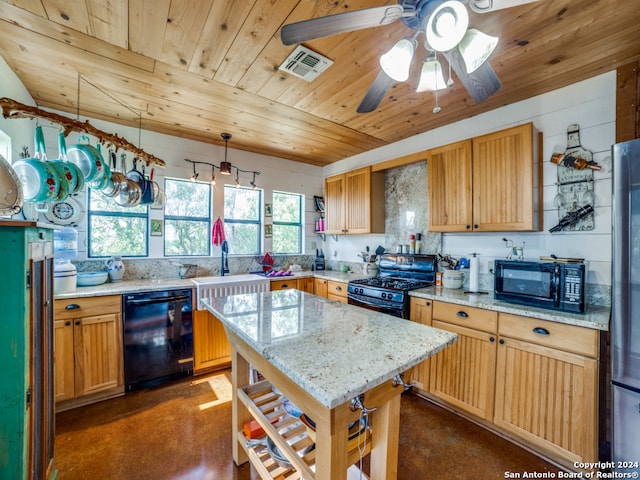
(0, 96, 165, 167)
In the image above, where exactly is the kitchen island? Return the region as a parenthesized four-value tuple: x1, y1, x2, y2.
(202, 289, 457, 480)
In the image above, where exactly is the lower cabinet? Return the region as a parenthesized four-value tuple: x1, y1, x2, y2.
(326, 280, 348, 303)
(193, 309, 231, 373)
(54, 295, 124, 410)
(314, 277, 328, 297)
(408, 297, 433, 391)
(297, 277, 314, 293)
(428, 302, 498, 421)
(494, 313, 599, 465)
(410, 299, 600, 469)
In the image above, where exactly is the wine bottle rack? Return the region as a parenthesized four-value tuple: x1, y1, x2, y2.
(237, 380, 371, 480)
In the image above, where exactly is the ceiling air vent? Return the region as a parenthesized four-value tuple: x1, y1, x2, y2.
(278, 45, 333, 82)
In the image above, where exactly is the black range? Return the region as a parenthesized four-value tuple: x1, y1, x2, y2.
(347, 254, 437, 318)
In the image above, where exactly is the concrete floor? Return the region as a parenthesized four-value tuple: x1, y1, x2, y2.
(55, 369, 558, 479)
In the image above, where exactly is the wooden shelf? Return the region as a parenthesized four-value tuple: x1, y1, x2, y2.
(237, 380, 371, 480)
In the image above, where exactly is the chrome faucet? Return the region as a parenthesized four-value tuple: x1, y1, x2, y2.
(221, 240, 230, 276)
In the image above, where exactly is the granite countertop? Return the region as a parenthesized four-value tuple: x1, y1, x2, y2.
(410, 286, 611, 331)
(54, 278, 197, 299)
(202, 290, 457, 409)
(54, 270, 370, 300)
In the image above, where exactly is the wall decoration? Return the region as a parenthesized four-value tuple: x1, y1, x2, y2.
(265, 224, 272, 237)
(150, 219, 163, 236)
(265, 203, 272, 217)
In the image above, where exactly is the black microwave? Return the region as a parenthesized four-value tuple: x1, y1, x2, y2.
(494, 260, 586, 313)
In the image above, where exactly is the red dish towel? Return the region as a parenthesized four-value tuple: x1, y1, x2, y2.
(212, 217, 226, 246)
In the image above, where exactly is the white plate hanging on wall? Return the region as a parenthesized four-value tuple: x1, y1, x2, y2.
(44, 196, 82, 225)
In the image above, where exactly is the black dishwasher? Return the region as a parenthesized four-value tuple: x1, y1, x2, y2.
(123, 289, 193, 391)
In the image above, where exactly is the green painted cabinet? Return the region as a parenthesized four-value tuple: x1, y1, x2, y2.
(0, 221, 57, 480)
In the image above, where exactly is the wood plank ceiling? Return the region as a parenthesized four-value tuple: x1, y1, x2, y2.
(0, 0, 639, 167)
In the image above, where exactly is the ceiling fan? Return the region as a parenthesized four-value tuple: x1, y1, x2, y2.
(280, 0, 540, 113)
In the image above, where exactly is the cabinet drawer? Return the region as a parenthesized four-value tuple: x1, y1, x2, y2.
(433, 301, 497, 333)
(498, 313, 599, 358)
(270, 279, 297, 290)
(55, 295, 121, 320)
(327, 280, 347, 298)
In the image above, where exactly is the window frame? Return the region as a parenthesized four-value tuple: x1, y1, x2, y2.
(271, 190, 303, 255)
(223, 185, 263, 255)
(87, 187, 149, 258)
(163, 177, 212, 257)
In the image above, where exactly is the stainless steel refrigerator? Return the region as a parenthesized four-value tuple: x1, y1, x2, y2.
(612, 138, 640, 473)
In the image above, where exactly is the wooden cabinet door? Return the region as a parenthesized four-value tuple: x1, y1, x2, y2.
(472, 123, 536, 231)
(427, 140, 473, 232)
(74, 313, 123, 397)
(494, 336, 598, 464)
(344, 167, 371, 234)
(430, 320, 497, 420)
(314, 278, 328, 298)
(325, 174, 345, 234)
(297, 277, 314, 293)
(408, 297, 433, 392)
(193, 309, 231, 373)
(54, 319, 75, 402)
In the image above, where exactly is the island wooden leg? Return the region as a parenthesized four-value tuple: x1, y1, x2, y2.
(231, 348, 251, 466)
(369, 392, 401, 480)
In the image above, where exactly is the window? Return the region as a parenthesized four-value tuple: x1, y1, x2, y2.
(224, 185, 261, 255)
(164, 178, 211, 256)
(272, 191, 303, 254)
(88, 188, 148, 257)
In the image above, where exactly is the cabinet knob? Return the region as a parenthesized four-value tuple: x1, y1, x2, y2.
(426, 301, 431, 306)
(489, 336, 495, 342)
(474, 224, 479, 229)
(65, 304, 80, 310)
(65, 321, 71, 326)
(456, 311, 468, 318)
(336, 286, 342, 291)
(466, 225, 471, 230)
(75, 320, 81, 326)
(281, 284, 288, 289)
(499, 339, 505, 345)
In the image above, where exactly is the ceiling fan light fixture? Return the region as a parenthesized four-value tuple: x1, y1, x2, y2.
(425, 0, 469, 52)
(416, 54, 447, 92)
(458, 28, 499, 73)
(380, 37, 416, 82)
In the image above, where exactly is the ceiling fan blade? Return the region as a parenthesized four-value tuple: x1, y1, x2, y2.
(443, 49, 501, 104)
(357, 70, 396, 113)
(467, 0, 540, 13)
(281, 5, 405, 46)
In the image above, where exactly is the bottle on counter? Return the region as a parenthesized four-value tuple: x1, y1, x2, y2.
(415, 233, 422, 254)
(409, 234, 415, 254)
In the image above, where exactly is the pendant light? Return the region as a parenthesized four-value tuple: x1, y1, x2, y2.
(220, 132, 232, 175)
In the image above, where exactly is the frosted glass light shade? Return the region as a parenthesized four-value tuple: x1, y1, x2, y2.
(380, 38, 415, 82)
(417, 56, 447, 92)
(459, 28, 498, 73)
(425, 1, 469, 52)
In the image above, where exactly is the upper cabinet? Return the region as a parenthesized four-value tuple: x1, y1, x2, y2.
(325, 166, 385, 235)
(428, 123, 541, 232)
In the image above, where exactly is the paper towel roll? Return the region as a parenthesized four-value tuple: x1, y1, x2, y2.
(469, 255, 479, 292)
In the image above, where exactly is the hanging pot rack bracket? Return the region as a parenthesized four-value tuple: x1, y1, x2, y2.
(0, 97, 165, 167)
